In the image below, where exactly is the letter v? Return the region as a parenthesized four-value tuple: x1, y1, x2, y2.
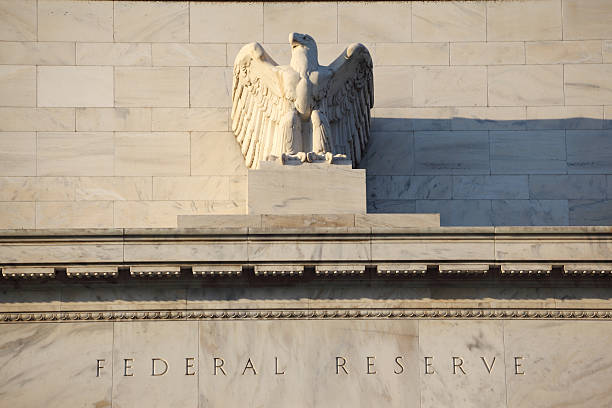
(480, 356, 496, 374)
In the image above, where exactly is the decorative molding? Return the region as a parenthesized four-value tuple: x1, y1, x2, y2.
(377, 264, 427, 275)
(2, 267, 55, 279)
(501, 264, 552, 275)
(193, 265, 242, 277)
(315, 264, 365, 276)
(564, 264, 612, 275)
(130, 265, 181, 278)
(439, 264, 489, 274)
(66, 266, 118, 279)
(3, 262, 612, 280)
(254, 264, 304, 276)
(3, 308, 612, 323)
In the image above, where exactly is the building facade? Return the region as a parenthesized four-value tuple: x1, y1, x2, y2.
(1, 1, 612, 407)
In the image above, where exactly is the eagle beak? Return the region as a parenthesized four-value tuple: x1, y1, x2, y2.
(289, 32, 299, 47)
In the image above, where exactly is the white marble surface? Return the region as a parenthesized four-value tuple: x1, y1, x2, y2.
(1, 0, 612, 228)
(420, 321, 506, 408)
(491, 131, 567, 174)
(0, 242, 123, 263)
(492, 200, 569, 226)
(248, 164, 366, 215)
(0, 323, 112, 407)
(112, 321, 198, 408)
(248, 236, 370, 262)
(567, 130, 612, 174)
(124, 241, 248, 263)
(199, 319, 420, 407)
(2, 318, 612, 407)
(372, 234, 495, 261)
(414, 131, 490, 175)
(505, 321, 612, 408)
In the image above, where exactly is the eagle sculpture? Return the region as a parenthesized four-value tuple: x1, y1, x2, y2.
(232, 32, 373, 168)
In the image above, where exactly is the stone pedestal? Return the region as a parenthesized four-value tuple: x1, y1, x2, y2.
(247, 162, 366, 215)
(178, 213, 440, 229)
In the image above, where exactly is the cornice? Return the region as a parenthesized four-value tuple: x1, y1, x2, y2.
(0, 227, 610, 280)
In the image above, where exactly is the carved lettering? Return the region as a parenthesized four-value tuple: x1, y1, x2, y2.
(366, 356, 376, 374)
(275, 356, 285, 375)
(96, 359, 105, 377)
(481, 356, 496, 374)
(424, 357, 434, 374)
(93, 352, 531, 379)
(394, 356, 404, 375)
(213, 357, 227, 376)
(185, 357, 196, 376)
(452, 357, 466, 375)
(242, 358, 257, 375)
(152, 358, 168, 376)
(514, 357, 525, 375)
(123, 358, 134, 377)
(336, 356, 349, 375)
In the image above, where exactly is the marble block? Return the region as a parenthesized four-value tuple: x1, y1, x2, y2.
(112, 321, 198, 407)
(2, 318, 612, 407)
(355, 213, 440, 228)
(198, 320, 420, 408)
(0, 323, 113, 407)
(247, 162, 366, 215)
(419, 320, 506, 407)
(505, 321, 612, 408)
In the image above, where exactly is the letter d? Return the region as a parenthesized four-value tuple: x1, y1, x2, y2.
(152, 358, 168, 376)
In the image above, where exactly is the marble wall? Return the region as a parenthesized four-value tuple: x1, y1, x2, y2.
(0, 0, 611, 227)
(1, 319, 611, 407)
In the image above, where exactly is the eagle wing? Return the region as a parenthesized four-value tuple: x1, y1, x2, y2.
(324, 43, 374, 165)
(232, 43, 292, 168)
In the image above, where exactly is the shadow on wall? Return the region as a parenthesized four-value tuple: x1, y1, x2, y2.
(358, 117, 612, 227)
(4, 278, 612, 304)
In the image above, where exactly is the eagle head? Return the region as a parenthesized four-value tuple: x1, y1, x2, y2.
(289, 32, 318, 73)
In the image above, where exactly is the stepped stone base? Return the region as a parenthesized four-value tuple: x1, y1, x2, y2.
(178, 213, 440, 229)
(247, 162, 366, 215)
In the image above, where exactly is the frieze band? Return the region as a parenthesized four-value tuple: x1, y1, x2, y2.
(2, 307, 612, 323)
(94, 355, 526, 377)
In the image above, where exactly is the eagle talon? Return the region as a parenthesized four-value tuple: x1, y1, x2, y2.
(306, 152, 317, 163)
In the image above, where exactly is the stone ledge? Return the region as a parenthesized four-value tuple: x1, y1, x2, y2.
(2, 225, 611, 238)
(0, 223, 612, 239)
(0, 225, 610, 268)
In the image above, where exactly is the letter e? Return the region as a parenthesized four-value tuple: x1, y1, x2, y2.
(185, 357, 196, 376)
(514, 357, 525, 375)
(424, 357, 434, 375)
